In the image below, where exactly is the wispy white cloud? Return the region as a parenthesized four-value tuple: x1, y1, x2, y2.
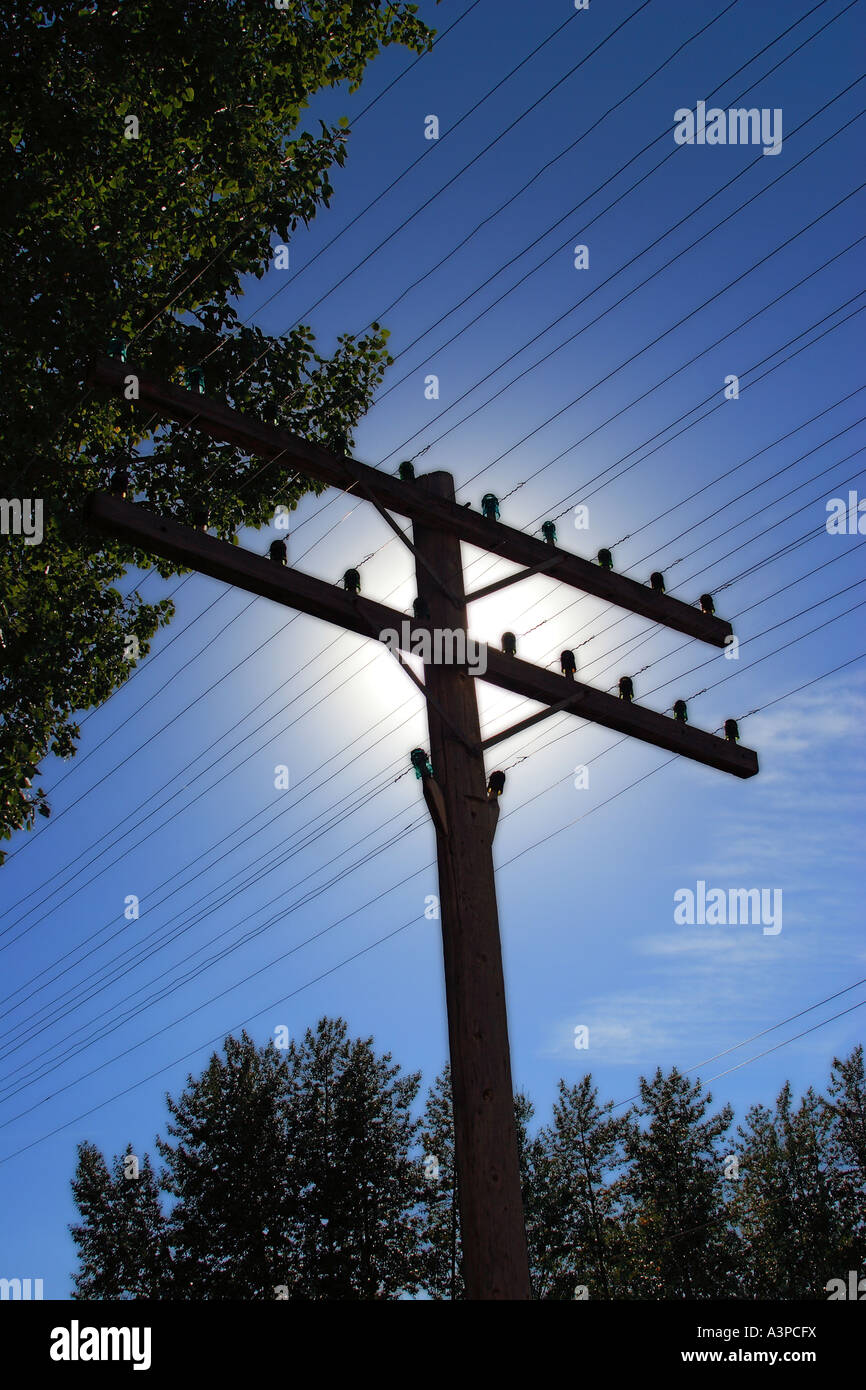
(749, 675, 866, 754)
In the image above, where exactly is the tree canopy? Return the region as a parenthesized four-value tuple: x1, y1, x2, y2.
(72, 1021, 426, 1300)
(0, 0, 434, 857)
(69, 1022, 866, 1300)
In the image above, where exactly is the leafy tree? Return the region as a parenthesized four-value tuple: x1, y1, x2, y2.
(514, 1090, 546, 1295)
(283, 1017, 424, 1299)
(621, 1067, 737, 1299)
(821, 1044, 866, 1268)
(530, 1076, 629, 1299)
(733, 1081, 847, 1297)
(417, 1064, 461, 1299)
(0, 0, 434, 858)
(730, 1099, 795, 1297)
(156, 1031, 295, 1299)
(73, 1021, 425, 1300)
(70, 1140, 170, 1298)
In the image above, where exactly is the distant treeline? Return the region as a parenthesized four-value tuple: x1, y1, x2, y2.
(69, 1020, 866, 1299)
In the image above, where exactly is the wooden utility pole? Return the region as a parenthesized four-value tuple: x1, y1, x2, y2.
(86, 357, 759, 1300)
(413, 470, 530, 1298)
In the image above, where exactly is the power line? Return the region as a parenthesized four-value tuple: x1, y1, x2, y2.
(63, 0, 853, 745)
(29, 495, 389, 807)
(17, 3, 487, 714)
(513, 544, 863, 764)
(10, 9, 861, 1289)
(1, 644, 860, 1165)
(384, 157, 866, 465)
(0, 497, 816, 947)
(129, 0, 487, 346)
(219, 0, 655, 371)
(80, 372, 864, 851)
(367, 0, 750, 346)
(179, 273, 866, 701)
(505, 408, 866, 650)
(116, 0, 846, 475)
(612, 392, 866, 551)
(114, 1, 656, 542)
(375, 0, 861, 412)
(13, 343, 861, 961)
(612, 981, 866, 1110)
(0, 811, 427, 1099)
(469, 294, 866, 565)
(8, 380, 860, 946)
(374, 0, 854, 399)
(0, 532, 434, 912)
(494, 582, 866, 816)
(446, 298, 866, 608)
(142, 0, 845, 572)
(0, 639, 410, 944)
(2, 581, 860, 1092)
(11, 239, 861, 1045)
(0, 761, 415, 1045)
(704, 1000, 866, 1084)
(505, 643, 866, 871)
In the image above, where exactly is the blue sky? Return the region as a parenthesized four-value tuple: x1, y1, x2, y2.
(1, 0, 865, 1294)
